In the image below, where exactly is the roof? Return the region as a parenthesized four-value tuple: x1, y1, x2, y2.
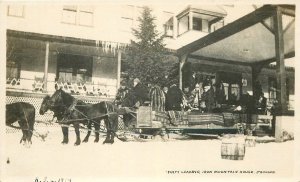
(177, 5, 295, 66)
(177, 5, 227, 19)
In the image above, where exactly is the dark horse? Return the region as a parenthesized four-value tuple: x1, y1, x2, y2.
(6, 102, 35, 145)
(40, 88, 119, 145)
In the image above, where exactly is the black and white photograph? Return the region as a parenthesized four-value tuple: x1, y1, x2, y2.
(0, 1, 299, 182)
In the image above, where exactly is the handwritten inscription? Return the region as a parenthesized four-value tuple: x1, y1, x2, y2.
(35, 177, 71, 182)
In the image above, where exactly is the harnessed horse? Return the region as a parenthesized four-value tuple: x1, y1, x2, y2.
(6, 102, 35, 145)
(40, 89, 119, 145)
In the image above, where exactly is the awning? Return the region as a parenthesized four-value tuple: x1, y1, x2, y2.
(177, 5, 295, 66)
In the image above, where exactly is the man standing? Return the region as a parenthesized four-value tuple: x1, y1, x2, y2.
(165, 83, 183, 111)
(201, 79, 215, 113)
(165, 83, 184, 126)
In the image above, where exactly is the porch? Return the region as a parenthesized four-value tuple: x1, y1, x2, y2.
(7, 29, 127, 98)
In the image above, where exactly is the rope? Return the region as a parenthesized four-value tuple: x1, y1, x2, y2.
(6, 124, 49, 141)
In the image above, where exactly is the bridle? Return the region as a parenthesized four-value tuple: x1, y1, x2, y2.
(43, 90, 66, 110)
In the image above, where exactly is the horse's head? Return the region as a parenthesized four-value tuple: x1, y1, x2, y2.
(40, 89, 66, 115)
(39, 95, 51, 115)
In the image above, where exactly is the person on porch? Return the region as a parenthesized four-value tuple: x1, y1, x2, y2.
(200, 79, 216, 113)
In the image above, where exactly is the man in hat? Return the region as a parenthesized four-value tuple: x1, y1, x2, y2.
(201, 79, 215, 112)
(115, 79, 129, 106)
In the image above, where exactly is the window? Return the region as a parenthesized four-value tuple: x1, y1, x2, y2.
(57, 54, 93, 83)
(120, 5, 134, 32)
(193, 17, 209, 32)
(7, 5, 24, 17)
(164, 23, 173, 37)
(178, 15, 189, 35)
(163, 11, 174, 37)
(78, 6, 94, 26)
(193, 17, 202, 31)
(62, 5, 93, 26)
(6, 60, 20, 80)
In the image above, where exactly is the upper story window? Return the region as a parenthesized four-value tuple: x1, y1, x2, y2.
(175, 6, 227, 36)
(178, 15, 189, 35)
(120, 5, 145, 32)
(120, 5, 134, 32)
(7, 5, 24, 17)
(193, 17, 209, 32)
(162, 11, 174, 37)
(62, 5, 94, 26)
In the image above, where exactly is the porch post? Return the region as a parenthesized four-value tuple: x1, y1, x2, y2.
(179, 54, 188, 90)
(251, 64, 264, 99)
(43, 41, 49, 92)
(189, 11, 193, 30)
(117, 50, 122, 89)
(274, 8, 287, 114)
(274, 8, 287, 142)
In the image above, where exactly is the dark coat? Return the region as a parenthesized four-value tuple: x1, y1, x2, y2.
(115, 87, 129, 105)
(165, 85, 183, 111)
(132, 83, 149, 106)
(201, 87, 215, 112)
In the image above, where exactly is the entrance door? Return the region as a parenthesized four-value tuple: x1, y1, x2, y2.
(57, 54, 93, 84)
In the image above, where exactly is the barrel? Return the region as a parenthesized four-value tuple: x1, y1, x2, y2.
(221, 134, 246, 160)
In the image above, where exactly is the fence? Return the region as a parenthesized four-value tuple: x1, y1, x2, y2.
(6, 77, 117, 98)
(6, 91, 124, 134)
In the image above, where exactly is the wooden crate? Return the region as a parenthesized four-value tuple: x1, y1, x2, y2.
(136, 106, 152, 127)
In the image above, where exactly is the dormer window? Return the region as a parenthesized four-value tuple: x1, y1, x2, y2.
(176, 5, 227, 36)
(193, 17, 209, 32)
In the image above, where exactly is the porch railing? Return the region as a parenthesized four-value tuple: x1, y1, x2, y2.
(6, 77, 117, 98)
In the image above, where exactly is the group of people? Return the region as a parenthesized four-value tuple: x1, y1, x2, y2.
(115, 77, 217, 113)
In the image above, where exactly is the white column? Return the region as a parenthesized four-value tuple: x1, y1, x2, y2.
(179, 54, 188, 90)
(43, 41, 49, 92)
(117, 50, 122, 89)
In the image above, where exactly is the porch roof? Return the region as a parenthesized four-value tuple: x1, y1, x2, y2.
(177, 5, 295, 66)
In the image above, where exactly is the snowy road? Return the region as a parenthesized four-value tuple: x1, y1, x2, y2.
(2, 127, 295, 182)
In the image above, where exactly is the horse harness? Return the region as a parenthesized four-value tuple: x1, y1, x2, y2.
(61, 99, 118, 127)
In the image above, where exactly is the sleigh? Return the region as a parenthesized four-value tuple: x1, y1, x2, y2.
(128, 106, 248, 137)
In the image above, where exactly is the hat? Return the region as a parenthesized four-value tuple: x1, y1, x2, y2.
(202, 79, 211, 87)
(133, 78, 140, 83)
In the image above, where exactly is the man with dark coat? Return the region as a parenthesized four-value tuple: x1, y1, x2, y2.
(115, 80, 129, 106)
(201, 79, 215, 113)
(165, 83, 183, 111)
(132, 78, 149, 107)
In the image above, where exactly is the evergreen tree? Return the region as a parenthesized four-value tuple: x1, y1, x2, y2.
(123, 6, 177, 87)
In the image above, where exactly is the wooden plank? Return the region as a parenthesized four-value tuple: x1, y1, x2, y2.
(177, 5, 275, 55)
(189, 54, 252, 67)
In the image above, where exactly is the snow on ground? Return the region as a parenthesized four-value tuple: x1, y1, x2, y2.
(2, 126, 295, 182)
